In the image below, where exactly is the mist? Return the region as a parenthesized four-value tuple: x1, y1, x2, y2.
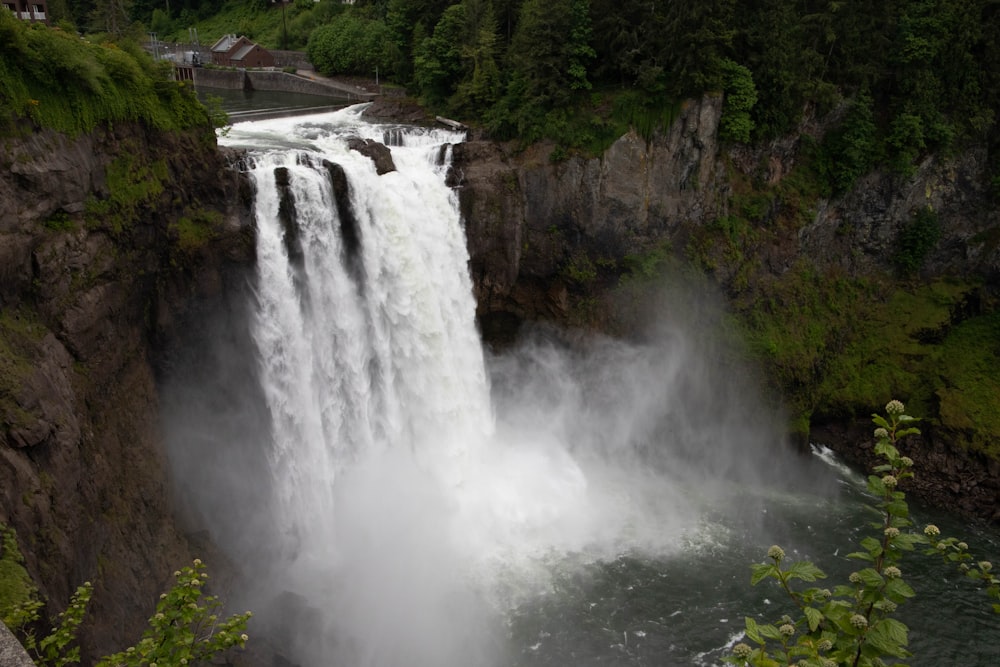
(160, 110, 837, 667)
(161, 282, 831, 667)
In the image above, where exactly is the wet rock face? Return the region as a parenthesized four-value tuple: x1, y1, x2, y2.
(0, 123, 253, 660)
(346, 137, 396, 175)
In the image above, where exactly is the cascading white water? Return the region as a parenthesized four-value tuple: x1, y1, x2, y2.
(195, 106, 785, 667)
(162, 106, 1000, 667)
(243, 117, 491, 555)
(215, 107, 717, 665)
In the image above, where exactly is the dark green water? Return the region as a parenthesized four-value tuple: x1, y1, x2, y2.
(195, 86, 353, 117)
(507, 449, 1000, 666)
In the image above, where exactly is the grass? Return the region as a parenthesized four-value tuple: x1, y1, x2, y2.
(0, 525, 39, 629)
(169, 209, 224, 255)
(84, 154, 169, 234)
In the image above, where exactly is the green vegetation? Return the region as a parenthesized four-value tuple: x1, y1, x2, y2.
(169, 208, 224, 255)
(729, 402, 999, 667)
(1, 523, 251, 666)
(892, 206, 941, 276)
(1, 525, 38, 630)
(0, 310, 45, 443)
(0, 12, 211, 136)
(97, 560, 251, 666)
(729, 263, 1000, 455)
(36, 1, 999, 166)
(84, 153, 168, 234)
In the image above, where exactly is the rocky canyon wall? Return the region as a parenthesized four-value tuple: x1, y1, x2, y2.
(452, 96, 999, 331)
(0, 121, 253, 659)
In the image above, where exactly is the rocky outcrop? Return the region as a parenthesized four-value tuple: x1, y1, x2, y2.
(346, 137, 396, 175)
(0, 122, 253, 660)
(812, 420, 1000, 523)
(455, 95, 728, 333)
(0, 621, 33, 667)
(455, 95, 999, 332)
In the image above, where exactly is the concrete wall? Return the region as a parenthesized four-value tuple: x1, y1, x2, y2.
(192, 69, 374, 102)
(246, 71, 371, 100)
(193, 68, 247, 90)
(270, 49, 313, 70)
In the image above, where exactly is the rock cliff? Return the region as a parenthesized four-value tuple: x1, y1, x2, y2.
(0, 121, 253, 659)
(454, 96, 999, 329)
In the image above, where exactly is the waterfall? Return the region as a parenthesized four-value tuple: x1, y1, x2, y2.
(163, 106, 810, 667)
(243, 120, 491, 550)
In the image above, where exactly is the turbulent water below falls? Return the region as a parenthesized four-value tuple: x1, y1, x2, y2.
(162, 106, 1000, 667)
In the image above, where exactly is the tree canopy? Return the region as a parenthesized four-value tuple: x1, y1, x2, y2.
(31, 0, 1000, 176)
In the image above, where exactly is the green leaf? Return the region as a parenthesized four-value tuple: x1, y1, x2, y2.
(893, 533, 924, 550)
(872, 414, 891, 429)
(874, 440, 899, 459)
(866, 618, 910, 657)
(885, 499, 910, 518)
(755, 652, 783, 667)
(867, 475, 886, 496)
(846, 550, 875, 562)
(745, 616, 763, 644)
(787, 561, 827, 582)
(804, 605, 824, 632)
(860, 536, 882, 556)
(885, 577, 916, 600)
(759, 623, 784, 641)
(751, 563, 777, 586)
(857, 568, 884, 589)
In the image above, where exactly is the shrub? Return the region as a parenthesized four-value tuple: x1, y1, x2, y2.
(893, 207, 941, 276)
(0, 528, 251, 667)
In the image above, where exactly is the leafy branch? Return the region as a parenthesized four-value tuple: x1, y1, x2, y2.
(1, 537, 250, 667)
(729, 400, 995, 667)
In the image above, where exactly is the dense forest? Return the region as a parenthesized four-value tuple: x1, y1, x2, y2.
(40, 0, 1000, 190)
(7, 0, 1000, 460)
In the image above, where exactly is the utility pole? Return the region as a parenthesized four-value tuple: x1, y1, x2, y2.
(273, 0, 287, 51)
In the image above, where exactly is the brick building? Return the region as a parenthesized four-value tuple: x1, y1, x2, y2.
(209, 34, 275, 69)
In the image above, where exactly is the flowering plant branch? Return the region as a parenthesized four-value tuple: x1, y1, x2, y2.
(97, 559, 251, 667)
(728, 400, 994, 667)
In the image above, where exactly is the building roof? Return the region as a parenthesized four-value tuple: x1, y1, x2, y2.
(231, 44, 256, 61)
(210, 34, 240, 53)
